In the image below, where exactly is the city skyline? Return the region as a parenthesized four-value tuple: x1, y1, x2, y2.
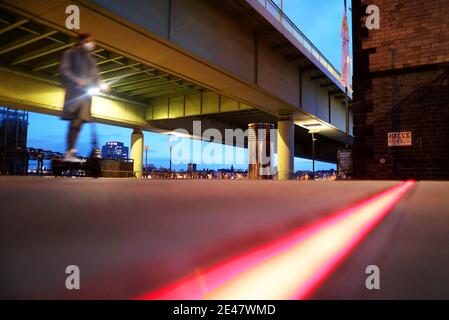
(27, 111, 336, 171)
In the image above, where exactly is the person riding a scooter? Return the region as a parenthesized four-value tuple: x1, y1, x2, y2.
(59, 33, 110, 162)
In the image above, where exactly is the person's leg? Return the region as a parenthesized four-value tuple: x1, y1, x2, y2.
(67, 118, 83, 152)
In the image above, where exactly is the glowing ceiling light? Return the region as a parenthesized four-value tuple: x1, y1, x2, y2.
(138, 180, 415, 300)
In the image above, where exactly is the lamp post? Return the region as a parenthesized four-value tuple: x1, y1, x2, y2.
(169, 135, 177, 172)
(308, 129, 319, 180)
(312, 132, 316, 176)
(169, 145, 172, 172)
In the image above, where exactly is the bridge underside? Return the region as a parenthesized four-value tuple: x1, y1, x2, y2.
(0, 2, 347, 164)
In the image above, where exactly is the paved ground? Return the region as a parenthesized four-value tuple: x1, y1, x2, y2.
(0, 177, 448, 299)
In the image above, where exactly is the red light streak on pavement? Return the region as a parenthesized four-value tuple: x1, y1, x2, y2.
(137, 180, 416, 300)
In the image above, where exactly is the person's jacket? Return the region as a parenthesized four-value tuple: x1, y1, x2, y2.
(59, 46, 99, 89)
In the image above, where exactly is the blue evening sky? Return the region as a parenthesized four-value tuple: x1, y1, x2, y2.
(27, 0, 351, 171)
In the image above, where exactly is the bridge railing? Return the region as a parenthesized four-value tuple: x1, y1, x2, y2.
(256, 0, 351, 91)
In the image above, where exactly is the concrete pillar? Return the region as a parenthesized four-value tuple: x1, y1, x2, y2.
(130, 128, 143, 178)
(277, 119, 294, 180)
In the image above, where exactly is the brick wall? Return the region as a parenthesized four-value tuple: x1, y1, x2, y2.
(352, 0, 449, 180)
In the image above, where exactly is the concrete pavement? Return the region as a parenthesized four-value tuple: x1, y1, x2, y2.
(0, 177, 448, 299)
(312, 181, 449, 299)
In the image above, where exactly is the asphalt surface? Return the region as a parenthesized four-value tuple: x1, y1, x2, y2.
(0, 177, 448, 299)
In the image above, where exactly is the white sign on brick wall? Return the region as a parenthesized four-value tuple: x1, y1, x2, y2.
(388, 131, 412, 147)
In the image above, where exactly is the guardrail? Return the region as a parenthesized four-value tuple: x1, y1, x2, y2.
(256, 0, 352, 92)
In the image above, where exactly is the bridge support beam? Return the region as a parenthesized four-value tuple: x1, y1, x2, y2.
(277, 118, 294, 180)
(131, 129, 144, 178)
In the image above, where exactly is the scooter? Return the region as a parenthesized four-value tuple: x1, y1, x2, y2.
(52, 122, 102, 178)
(52, 84, 108, 178)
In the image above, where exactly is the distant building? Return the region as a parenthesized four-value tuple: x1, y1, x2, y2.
(101, 141, 129, 160)
(0, 107, 28, 175)
(187, 163, 197, 172)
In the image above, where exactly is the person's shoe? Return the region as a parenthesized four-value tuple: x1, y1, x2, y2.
(63, 149, 81, 162)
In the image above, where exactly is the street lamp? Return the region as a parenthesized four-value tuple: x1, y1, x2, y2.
(297, 121, 325, 180)
(170, 145, 172, 171)
(169, 135, 177, 172)
(312, 132, 317, 177)
(308, 129, 320, 180)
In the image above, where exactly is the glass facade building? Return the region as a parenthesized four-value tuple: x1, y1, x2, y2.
(0, 107, 29, 175)
(101, 141, 129, 160)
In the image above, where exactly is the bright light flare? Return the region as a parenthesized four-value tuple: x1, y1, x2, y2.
(87, 87, 100, 95)
(138, 180, 415, 300)
(87, 83, 110, 95)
